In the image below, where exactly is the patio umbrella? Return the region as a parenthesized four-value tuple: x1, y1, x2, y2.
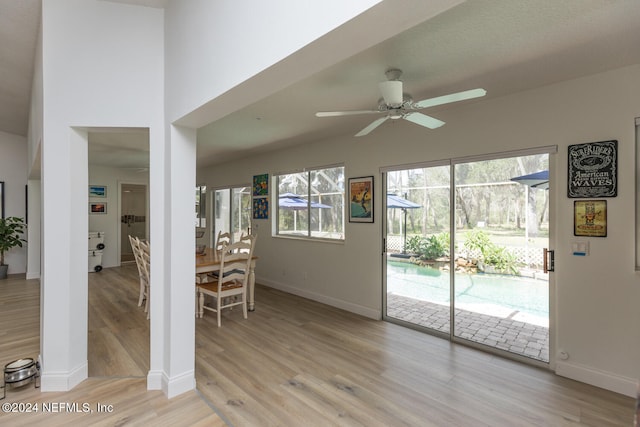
(387, 193, 422, 209)
(387, 193, 422, 254)
(279, 193, 331, 232)
(510, 170, 548, 255)
(510, 170, 549, 189)
(279, 193, 331, 210)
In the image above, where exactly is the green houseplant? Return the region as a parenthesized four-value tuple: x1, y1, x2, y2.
(0, 216, 27, 279)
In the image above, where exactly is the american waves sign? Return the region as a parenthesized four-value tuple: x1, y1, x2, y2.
(568, 140, 617, 198)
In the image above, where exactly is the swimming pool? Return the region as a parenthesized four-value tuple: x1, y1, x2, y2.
(386, 260, 549, 324)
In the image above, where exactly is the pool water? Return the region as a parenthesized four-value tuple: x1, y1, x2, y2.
(387, 260, 549, 321)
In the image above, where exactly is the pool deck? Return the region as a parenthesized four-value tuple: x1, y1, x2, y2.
(387, 293, 549, 362)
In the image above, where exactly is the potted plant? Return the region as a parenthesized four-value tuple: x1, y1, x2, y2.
(0, 216, 27, 279)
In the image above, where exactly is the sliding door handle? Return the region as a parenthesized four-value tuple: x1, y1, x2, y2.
(543, 248, 555, 273)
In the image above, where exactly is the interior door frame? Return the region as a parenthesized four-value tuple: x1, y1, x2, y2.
(118, 180, 149, 266)
(381, 146, 557, 369)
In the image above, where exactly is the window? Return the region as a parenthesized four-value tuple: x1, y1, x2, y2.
(276, 165, 344, 240)
(195, 185, 206, 228)
(214, 186, 251, 242)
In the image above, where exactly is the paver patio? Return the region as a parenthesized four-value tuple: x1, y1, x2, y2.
(387, 292, 549, 362)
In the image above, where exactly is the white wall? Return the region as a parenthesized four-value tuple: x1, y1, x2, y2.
(40, 0, 164, 392)
(165, 0, 462, 127)
(164, 0, 379, 123)
(199, 64, 640, 397)
(26, 21, 43, 280)
(0, 131, 28, 274)
(28, 16, 43, 178)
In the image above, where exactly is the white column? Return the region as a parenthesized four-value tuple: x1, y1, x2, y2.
(40, 128, 88, 391)
(147, 125, 196, 398)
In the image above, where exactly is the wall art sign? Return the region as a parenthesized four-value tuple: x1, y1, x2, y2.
(567, 140, 617, 198)
(253, 174, 268, 196)
(253, 197, 268, 219)
(348, 176, 374, 223)
(574, 200, 607, 237)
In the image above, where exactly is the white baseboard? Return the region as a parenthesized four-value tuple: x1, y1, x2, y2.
(556, 360, 637, 397)
(258, 277, 381, 320)
(26, 272, 40, 280)
(40, 361, 87, 392)
(160, 369, 196, 399)
(147, 370, 163, 390)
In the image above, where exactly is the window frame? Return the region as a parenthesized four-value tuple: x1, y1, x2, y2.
(274, 164, 345, 242)
(212, 185, 252, 245)
(195, 184, 206, 228)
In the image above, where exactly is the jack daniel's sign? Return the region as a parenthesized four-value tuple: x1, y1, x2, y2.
(568, 140, 617, 198)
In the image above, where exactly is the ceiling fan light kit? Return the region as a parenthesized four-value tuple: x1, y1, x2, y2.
(316, 68, 486, 137)
(378, 80, 403, 107)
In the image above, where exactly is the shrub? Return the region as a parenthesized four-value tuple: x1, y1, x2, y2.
(463, 229, 519, 274)
(406, 232, 449, 260)
(405, 235, 424, 255)
(482, 245, 519, 275)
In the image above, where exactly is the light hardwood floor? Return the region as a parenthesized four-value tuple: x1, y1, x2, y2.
(1, 267, 634, 426)
(1, 269, 224, 427)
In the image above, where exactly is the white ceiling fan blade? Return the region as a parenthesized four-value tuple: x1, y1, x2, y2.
(413, 88, 486, 109)
(378, 80, 403, 107)
(316, 110, 383, 117)
(355, 116, 389, 137)
(403, 112, 445, 129)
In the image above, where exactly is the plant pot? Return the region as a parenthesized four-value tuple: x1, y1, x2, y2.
(0, 265, 8, 279)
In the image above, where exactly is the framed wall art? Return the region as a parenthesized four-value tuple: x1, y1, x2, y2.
(0, 181, 4, 219)
(574, 200, 607, 237)
(568, 140, 617, 198)
(348, 176, 373, 223)
(253, 197, 268, 219)
(89, 185, 107, 198)
(89, 202, 107, 214)
(253, 174, 268, 196)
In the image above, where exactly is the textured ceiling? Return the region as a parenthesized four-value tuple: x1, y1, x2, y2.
(2, 1, 640, 169)
(0, 0, 39, 137)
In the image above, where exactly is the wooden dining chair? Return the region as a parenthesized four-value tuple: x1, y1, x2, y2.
(137, 239, 151, 319)
(129, 235, 147, 308)
(197, 237, 254, 326)
(199, 230, 234, 284)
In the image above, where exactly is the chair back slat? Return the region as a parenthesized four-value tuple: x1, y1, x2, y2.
(215, 231, 232, 251)
(217, 237, 254, 290)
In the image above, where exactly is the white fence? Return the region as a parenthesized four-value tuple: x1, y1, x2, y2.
(386, 235, 544, 267)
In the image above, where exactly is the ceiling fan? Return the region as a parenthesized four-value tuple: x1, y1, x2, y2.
(315, 69, 486, 137)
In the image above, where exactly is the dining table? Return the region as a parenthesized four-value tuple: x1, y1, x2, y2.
(195, 248, 258, 311)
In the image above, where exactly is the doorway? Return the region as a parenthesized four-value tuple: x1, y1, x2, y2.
(384, 150, 552, 364)
(120, 183, 147, 264)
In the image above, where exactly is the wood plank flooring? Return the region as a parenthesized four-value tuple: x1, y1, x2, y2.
(88, 265, 149, 377)
(196, 286, 633, 427)
(1, 268, 634, 426)
(0, 270, 223, 426)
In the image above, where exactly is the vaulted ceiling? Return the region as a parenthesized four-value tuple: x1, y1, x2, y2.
(3, 1, 640, 169)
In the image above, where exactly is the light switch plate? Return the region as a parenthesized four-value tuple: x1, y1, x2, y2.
(572, 241, 589, 256)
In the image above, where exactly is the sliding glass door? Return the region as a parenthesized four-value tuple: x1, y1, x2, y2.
(384, 150, 552, 363)
(385, 163, 451, 335)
